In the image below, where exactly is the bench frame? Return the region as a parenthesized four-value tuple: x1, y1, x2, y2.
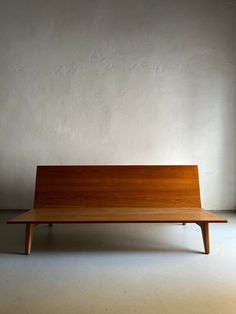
(7, 165, 227, 254)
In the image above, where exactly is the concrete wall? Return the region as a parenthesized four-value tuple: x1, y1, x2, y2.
(0, 0, 235, 209)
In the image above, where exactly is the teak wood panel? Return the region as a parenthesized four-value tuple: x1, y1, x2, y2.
(34, 165, 201, 209)
(8, 207, 227, 224)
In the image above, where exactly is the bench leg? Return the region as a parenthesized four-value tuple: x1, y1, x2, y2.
(49, 223, 53, 227)
(25, 223, 36, 255)
(182, 223, 186, 225)
(197, 222, 210, 254)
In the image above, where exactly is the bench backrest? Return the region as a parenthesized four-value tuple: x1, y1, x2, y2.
(33, 165, 201, 209)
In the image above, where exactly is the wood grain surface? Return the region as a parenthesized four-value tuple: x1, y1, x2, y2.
(33, 165, 202, 209)
(8, 207, 227, 224)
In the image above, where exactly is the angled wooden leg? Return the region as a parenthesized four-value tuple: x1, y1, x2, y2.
(197, 222, 210, 254)
(25, 223, 36, 255)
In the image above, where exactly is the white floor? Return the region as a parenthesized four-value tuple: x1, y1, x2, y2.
(0, 210, 235, 314)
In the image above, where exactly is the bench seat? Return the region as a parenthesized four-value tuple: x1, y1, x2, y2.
(8, 207, 226, 224)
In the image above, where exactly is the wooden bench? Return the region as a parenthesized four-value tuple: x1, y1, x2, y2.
(7, 165, 227, 254)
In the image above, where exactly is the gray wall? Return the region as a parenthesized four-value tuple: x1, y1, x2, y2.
(0, 0, 236, 209)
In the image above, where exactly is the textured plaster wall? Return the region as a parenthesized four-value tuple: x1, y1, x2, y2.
(0, 0, 236, 209)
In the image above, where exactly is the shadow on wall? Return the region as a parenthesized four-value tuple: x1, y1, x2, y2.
(0, 176, 35, 210)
